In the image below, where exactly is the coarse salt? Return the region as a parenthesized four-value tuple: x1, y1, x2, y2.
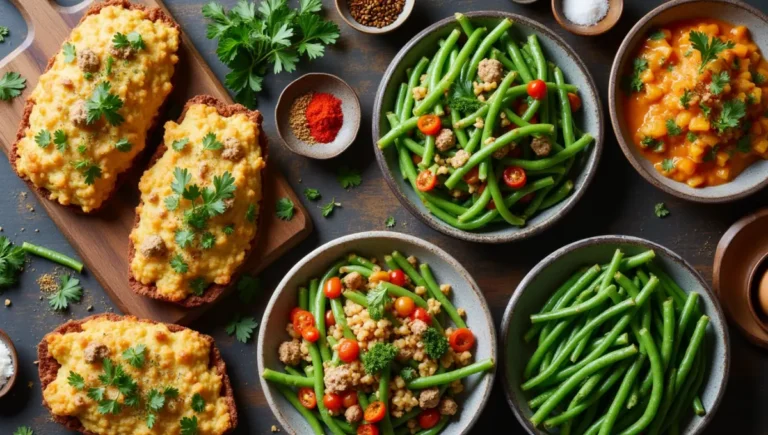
(0, 339, 13, 389)
(563, 0, 610, 27)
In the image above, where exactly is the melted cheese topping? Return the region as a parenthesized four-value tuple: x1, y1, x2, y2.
(14, 5, 179, 212)
(43, 318, 232, 434)
(129, 104, 264, 301)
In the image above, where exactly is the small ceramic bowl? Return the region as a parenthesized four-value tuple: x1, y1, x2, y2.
(501, 235, 730, 435)
(372, 11, 604, 243)
(275, 73, 361, 160)
(257, 231, 496, 434)
(335, 0, 414, 34)
(609, 0, 768, 202)
(552, 0, 624, 36)
(0, 329, 18, 398)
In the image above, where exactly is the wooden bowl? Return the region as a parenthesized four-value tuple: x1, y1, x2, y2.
(334, 0, 414, 34)
(501, 235, 730, 435)
(552, 0, 624, 36)
(608, 0, 768, 203)
(275, 73, 361, 160)
(257, 231, 496, 434)
(0, 329, 18, 398)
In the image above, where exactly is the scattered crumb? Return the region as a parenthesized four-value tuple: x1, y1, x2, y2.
(4, 299, 10, 307)
(20, 228, 25, 232)
(27, 381, 33, 388)
(271, 425, 280, 432)
(33, 360, 39, 365)
(20, 192, 27, 199)
(0, 227, 3, 232)
(87, 305, 93, 311)
(34, 229, 39, 232)
(37, 273, 60, 294)
(26, 204, 35, 213)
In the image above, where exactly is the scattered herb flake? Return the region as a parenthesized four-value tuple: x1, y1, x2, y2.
(63, 43, 76, 63)
(0, 72, 26, 101)
(276, 197, 295, 221)
(385, 216, 396, 228)
(736, 134, 752, 153)
(237, 274, 261, 304)
(0, 26, 8, 43)
(170, 254, 188, 274)
(680, 89, 691, 109)
(754, 71, 766, 85)
(175, 229, 195, 248)
(337, 166, 362, 189)
(115, 138, 132, 152)
(304, 188, 321, 201)
(246, 203, 256, 222)
(172, 138, 189, 151)
(190, 278, 208, 296)
(180, 416, 198, 435)
(654, 202, 670, 218)
(649, 30, 666, 41)
(666, 119, 683, 136)
(201, 232, 216, 249)
(54, 129, 68, 151)
(191, 393, 205, 413)
(661, 159, 675, 173)
(223, 224, 235, 235)
(686, 132, 697, 143)
(105, 56, 114, 76)
(321, 198, 340, 217)
(226, 314, 258, 343)
(48, 275, 83, 311)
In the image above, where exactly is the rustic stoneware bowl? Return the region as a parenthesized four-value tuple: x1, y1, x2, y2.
(373, 11, 604, 243)
(0, 329, 18, 398)
(257, 231, 496, 434)
(609, 0, 768, 202)
(275, 73, 361, 160)
(335, 0, 415, 34)
(552, 0, 624, 36)
(501, 235, 730, 435)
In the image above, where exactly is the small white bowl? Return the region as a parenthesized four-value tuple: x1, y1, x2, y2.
(335, 0, 415, 34)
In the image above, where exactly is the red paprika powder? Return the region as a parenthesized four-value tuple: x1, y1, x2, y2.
(306, 92, 344, 143)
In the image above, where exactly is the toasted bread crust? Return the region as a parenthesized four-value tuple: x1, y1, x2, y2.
(37, 313, 238, 434)
(10, 0, 180, 213)
(128, 95, 267, 307)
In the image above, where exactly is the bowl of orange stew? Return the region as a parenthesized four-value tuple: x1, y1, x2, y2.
(609, 0, 768, 202)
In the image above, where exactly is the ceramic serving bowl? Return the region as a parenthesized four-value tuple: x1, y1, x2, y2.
(501, 235, 730, 435)
(335, 0, 415, 34)
(608, 0, 768, 203)
(552, 0, 624, 36)
(0, 329, 18, 398)
(257, 231, 496, 434)
(372, 11, 604, 244)
(275, 73, 361, 160)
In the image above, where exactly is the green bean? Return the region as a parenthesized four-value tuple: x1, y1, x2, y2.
(661, 354, 701, 433)
(574, 402, 600, 435)
(675, 316, 709, 391)
(539, 180, 574, 210)
(646, 263, 688, 307)
(380, 282, 428, 308)
(380, 364, 395, 435)
(315, 261, 346, 361)
(334, 418, 356, 435)
(379, 115, 421, 149)
(306, 341, 346, 435)
(529, 389, 556, 410)
(627, 382, 640, 409)
(392, 408, 421, 427)
(531, 345, 639, 426)
(401, 58, 430, 123)
(525, 317, 579, 379)
(457, 184, 493, 222)
(619, 330, 664, 435)
(455, 12, 474, 37)
(668, 293, 699, 374)
(276, 384, 325, 435)
(525, 269, 588, 342)
(406, 358, 494, 389)
(414, 28, 486, 116)
(340, 265, 373, 278)
(285, 366, 305, 377)
(395, 83, 408, 120)
(22, 242, 83, 272)
(531, 286, 616, 323)
(599, 356, 645, 435)
(262, 369, 315, 387)
(501, 133, 593, 171)
(541, 266, 604, 342)
(661, 299, 675, 369)
(617, 251, 657, 271)
(486, 164, 526, 226)
(391, 251, 427, 287)
(505, 38, 534, 82)
(491, 48, 517, 71)
(479, 70, 518, 181)
(527, 34, 547, 81)
(463, 19, 512, 83)
(309, 279, 319, 322)
(554, 67, 575, 147)
(386, 113, 425, 156)
(342, 290, 367, 307)
(420, 263, 466, 328)
(299, 287, 309, 311)
(331, 297, 355, 340)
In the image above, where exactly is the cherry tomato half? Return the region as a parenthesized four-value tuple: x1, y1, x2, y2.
(323, 393, 343, 413)
(298, 387, 317, 409)
(364, 401, 387, 423)
(416, 170, 438, 192)
(389, 269, 406, 287)
(338, 339, 360, 363)
(410, 307, 431, 323)
(342, 391, 359, 408)
(357, 424, 379, 435)
(417, 114, 442, 136)
(449, 328, 476, 352)
(394, 296, 416, 317)
(568, 92, 582, 112)
(302, 326, 320, 343)
(503, 166, 527, 189)
(324, 276, 342, 299)
(419, 409, 441, 429)
(325, 310, 336, 327)
(463, 166, 480, 184)
(289, 307, 303, 323)
(527, 79, 547, 100)
(292, 310, 315, 334)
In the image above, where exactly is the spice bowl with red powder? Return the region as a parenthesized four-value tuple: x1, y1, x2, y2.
(276, 73, 361, 159)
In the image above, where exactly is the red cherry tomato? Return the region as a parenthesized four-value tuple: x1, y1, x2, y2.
(389, 269, 406, 287)
(323, 393, 343, 412)
(463, 166, 480, 184)
(568, 92, 582, 111)
(338, 339, 360, 363)
(324, 276, 342, 299)
(364, 401, 386, 423)
(417, 114, 441, 136)
(289, 307, 303, 322)
(342, 391, 359, 408)
(302, 326, 320, 343)
(503, 166, 527, 189)
(394, 296, 416, 317)
(325, 310, 336, 327)
(527, 79, 547, 100)
(418, 409, 441, 429)
(298, 387, 317, 409)
(292, 310, 315, 334)
(449, 328, 476, 352)
(410, 307, 431, 323)
(357, 424, 379, 435)
(416, 170, 438, 192)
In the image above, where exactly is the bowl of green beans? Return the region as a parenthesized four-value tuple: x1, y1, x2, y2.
(257, 231, 496, 434)
(501, 235, 729, 434)
(373, 11, 603, 243)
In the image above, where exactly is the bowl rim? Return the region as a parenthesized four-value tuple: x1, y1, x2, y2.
(0, 328, 18, 398)
(275, 72, 361, 160)
(608, 0, 768, 203)
(334, 0, 415, 34)
(372, 10, 605, 244)
(256, 231, 498, 434)
(500, 234, 731, 435)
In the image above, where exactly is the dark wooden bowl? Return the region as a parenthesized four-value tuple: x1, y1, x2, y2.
(0, 329, 18, 398)
(552, 0, 624, 36)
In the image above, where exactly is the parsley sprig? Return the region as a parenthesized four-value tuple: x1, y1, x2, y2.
(0, 72, 26, 101)
(337, 166, 362, 189)
(48, 275, 83, 311)
(690, 31, 735, 72)
(713, 99, 746, 133)
(226, 314, 258, 343)
(0, 236, 24, 290)
(276, 197, 295, 220)
(85, 81, 125, 126)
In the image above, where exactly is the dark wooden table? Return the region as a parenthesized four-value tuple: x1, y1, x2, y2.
(1, 0, 767, 433)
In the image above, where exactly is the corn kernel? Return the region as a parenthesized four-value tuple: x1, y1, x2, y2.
(641, 68, 655, 84)
(689, 143, 705, 159)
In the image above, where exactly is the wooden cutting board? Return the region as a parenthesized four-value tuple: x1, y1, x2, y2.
(0, 0, 312, 324)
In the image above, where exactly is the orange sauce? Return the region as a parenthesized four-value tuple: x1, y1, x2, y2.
(623, 19, 768, 188)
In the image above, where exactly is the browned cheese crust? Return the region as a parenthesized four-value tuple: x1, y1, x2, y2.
(127, 95, 268, 307)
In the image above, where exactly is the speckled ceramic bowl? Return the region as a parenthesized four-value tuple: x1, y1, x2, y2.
(501, 235, 730, 435)
(257, 232, 496, 434)
(373, 11, 604, 243)
(335, 0, 415, 34)
(609, 0, 768, 202)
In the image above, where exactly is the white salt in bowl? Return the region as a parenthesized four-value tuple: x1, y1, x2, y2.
(552, 0, 624, 36)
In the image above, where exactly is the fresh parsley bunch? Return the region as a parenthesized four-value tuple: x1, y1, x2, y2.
(202, 0, 340, 106)
(0, 236, 25, 289)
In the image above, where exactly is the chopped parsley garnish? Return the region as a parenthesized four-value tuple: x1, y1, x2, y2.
(226, 314, 258, 343)
(366, 285, 388, 321)
(201, 232, 216, 249)
(237, 274, 261, 303)
(170, 254, 188, 274)
(105, 56, 114, 76)
(361, 342, 398, 374)
(67, 371, 85, 389)
(91, 357, 139, 415)
(321, 198, 340, 217)
(166, 168, 236, 230)
(699, 103, 712, 118)
(713, 99, 746, 132)
(191, 393, 206, 412)
(122, 344, 146, 368)
(164, 387, 180, 398)
(72, 160, 102, 185)
(276, 197, 295, 220)
(223, 224, 235, 235)
(13, 427, 33, 435)
(175, 229, 195, 248)
(35, 129, 51, 148)
(77, 144, 87, 154)
(703, 145, 719, 162)
(423, 327, 449, 359)
(115, 138, 132, 152)
(180, 415, 199, 435)
(84, 72, 94, 80)
(649, 30, 666, 41)
(680, 89, 691, 109)
(0, 236, 24, 290)
(172, 137, 190, 151)
(754, 71, 766, 85)
(654, 202, 670, 218)
(690, 31, 734, 72)
(747, 94, 758, 105)
(86, 81, 125, 126)
(113, 32, 145, 51)
(53, 130, 67, 151)
(737, 134, 752, 153)
(48, 275, 82, 311)
(0, 26, 8, 43)
(337, 166, 362, 189)
(625, 57, 649, 94)
(666, 119, 683, 136)
(641, 137, 662, 149)
(709, 71, 729, 95)
(686, 132, 697, 143)
(63, 43, 76, 63)
(661, 159, 675, 173)
(304, 188, 321, 201)
(145, 388, 166, 428)
(190, 278, 208, 296)
(385, 216, 396, 228)
(246, 203, 256, 222)
(0, 72, 26, 101)
(399, 367, 417, 382)
(202, 132, 223, 150)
